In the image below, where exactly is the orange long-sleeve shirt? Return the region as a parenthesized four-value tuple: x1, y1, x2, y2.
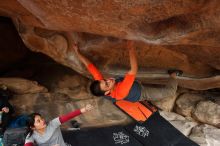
(87, 63, 135, 100)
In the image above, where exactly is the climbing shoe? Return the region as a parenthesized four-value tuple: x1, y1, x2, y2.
(168, 69, 183, 76)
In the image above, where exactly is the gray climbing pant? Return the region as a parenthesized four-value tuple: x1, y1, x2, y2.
(139, 79, 178, 101)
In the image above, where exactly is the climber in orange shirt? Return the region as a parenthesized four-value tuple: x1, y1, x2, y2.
(73, 40, 138, 102)
(72, 39, 181, 103)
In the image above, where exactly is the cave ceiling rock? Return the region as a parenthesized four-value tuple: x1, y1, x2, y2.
(1, 0, 220, 89)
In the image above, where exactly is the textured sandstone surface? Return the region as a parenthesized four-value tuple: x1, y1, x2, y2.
(192, 101, 220, 128)
(175, 93, 205, 117)
(1, 1, 220, 90)
(0, 2, 220, 144)
(0, 77, 47, 94)
(189, 124, 220, 146)
(160, 111, 198, 136)
(11, 92, 132, 128)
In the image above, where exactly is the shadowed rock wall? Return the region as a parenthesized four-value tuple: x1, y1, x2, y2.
(0, 17, 28, 73)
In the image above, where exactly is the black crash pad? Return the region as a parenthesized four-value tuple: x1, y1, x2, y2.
(63, 125, 143, 146)
(62, 112, 198, 146)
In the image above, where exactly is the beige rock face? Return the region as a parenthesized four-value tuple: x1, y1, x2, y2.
(7, 73, 132, 128)
(189, 124, 220, 146)
(192, 101, 220, 128)
(0, 77, 47, 94)
(175, 93, 205, 117)
(159, 111, 198, 136)
(1, 1, 220, 90)
(53, 74, 92, 100)
(11, 90, 132, 128)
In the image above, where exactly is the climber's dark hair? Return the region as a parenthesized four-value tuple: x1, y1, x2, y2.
(26, 113, 41, 138)
(90, 80, 105, 96)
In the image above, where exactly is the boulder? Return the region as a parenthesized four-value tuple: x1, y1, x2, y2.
(175, 93, 204, 117)
(192, 101, 220, 128)
(0, 77, 47, 94)
(189, 124, 220, 146)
